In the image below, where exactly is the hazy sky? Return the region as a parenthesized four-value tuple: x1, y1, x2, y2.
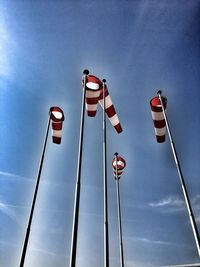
(1, 1, 200, 267)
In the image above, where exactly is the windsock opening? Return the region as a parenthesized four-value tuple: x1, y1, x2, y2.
(85, 75, 102, 91)
(50, 107, 65, 122)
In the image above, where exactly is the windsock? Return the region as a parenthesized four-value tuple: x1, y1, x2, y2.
(150, 95, 167, 143)
(84, 75, 123, 134)
(50, 107, 65, 144)
(99, 85, 123, 134)
(85, 75, 103, 117)
(112, 155, 126, 179)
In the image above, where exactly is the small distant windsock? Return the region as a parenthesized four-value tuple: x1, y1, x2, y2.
(150, 94, 167, 143)
(112, 153, 126, 267)
(50, 107, 65, 144)
(112, 154, 126, 179)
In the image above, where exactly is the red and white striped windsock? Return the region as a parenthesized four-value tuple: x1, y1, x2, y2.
(150, 95, 167, 143)
(112, 155, 126, 179)
(84, 75, 103, 117)
(99, 85, 123, 134)
(50, 107, 65, 144)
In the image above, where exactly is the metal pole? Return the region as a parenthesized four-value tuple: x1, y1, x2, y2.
(102, 79, 109, 267)
(69, 69, 89, 267)
(114, 153, 124, 267)
(157, 90, 200, 257)
(19, 113, 51, 267)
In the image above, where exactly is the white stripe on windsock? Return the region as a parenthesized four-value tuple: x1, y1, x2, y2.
(151, 111, 165, 121)
(154, 127, 166, 136)
(86, 90, 101, 98)
(101, 94, 112, 109)
(86, 103, 99, 111)
(52, 129, 62, 138)
(109, 114, 120, 127)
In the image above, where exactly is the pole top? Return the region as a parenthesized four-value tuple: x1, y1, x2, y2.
(114, 152, 118, 156)
(102, 79, 106, 83)
(83, 69, 89, 75)
(157, 90, 162, 95)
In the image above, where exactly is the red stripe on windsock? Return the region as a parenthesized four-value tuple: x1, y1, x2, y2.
(52, 136, 61, 144)
(150, 96, 167, 143)
(52, 122, 63, 130)
(114, 123, 123, 134)
(86, 96, 100, 105)
(87, 111, 97, 117)
(105, 105, 116, 118)
(153, 119, 166, 129)
(156, 135, 165, 143)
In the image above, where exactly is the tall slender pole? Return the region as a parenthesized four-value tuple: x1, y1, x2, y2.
(157, 90, 200, 257)
(102, 79, 109, 267)
(114, 153, 124, 267)
(69, 69, 89, 267)
(19, 113, 51, 267)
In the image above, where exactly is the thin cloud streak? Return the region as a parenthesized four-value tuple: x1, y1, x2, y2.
(125, 236, 174, 246)
(149, 196, 185, 213)
(29, 246, 57, 257)
(0, 240, 18, 248)
(125, 236, 189, 248)
(0, 170, 33, 182)
(0, 201, 20, 222)
(126, 260, 154, 267)
(148, 195, 200, 214)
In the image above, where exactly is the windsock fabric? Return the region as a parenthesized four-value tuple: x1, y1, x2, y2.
(50, 107, 65, 144)
(112, 155, 126, 179)
(84, 75, 102, 117)
(99, 85, 123, 134)
(150, 95, 167, 143)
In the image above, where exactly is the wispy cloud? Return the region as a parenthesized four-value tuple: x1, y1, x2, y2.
(125, 236, 188, 249)
(192, 194, 200, 207)
(148, 194, 200, 215)
(29, 246, 57, 257)
(126, 236, 174, 247)
(0, 201, 20, 222)
(0, 170, 33, 182)
(148, 194, 200, 231)
(126, 259, 155, 267)
(149, 196, 185, 213)
(0, 240, 18, 248)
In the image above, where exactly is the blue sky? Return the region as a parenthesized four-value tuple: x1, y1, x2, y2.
(0, 1, 200, 266)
